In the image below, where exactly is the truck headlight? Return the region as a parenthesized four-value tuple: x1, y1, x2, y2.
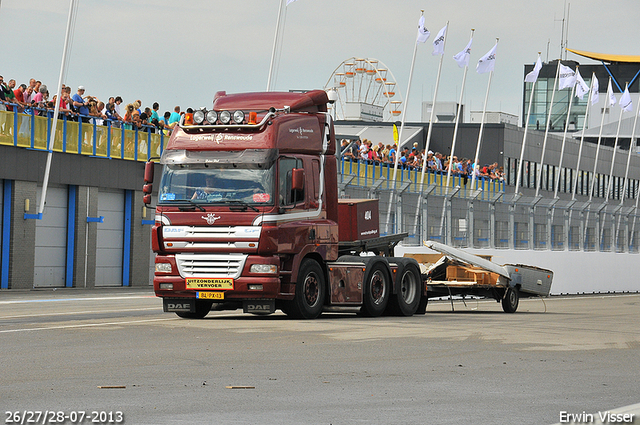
(156, 263, 172, 273)
(250, 264, 277, 274)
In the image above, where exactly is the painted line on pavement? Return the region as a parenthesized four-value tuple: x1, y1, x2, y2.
(0, 317, 178, 333)
(0, 295, 156, 305)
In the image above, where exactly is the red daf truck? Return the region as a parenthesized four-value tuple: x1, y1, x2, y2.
(142, 90, 426, 319)
(142, 90, 552, 318)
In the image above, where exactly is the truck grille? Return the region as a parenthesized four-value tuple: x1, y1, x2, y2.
(174, 253, 248, 279)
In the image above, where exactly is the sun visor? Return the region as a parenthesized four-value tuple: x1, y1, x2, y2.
(160, 149, 277, 166)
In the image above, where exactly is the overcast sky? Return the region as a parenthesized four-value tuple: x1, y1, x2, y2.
(1, 0, 639, 122)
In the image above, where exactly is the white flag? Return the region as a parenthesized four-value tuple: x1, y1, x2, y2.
(607, 79, 617, 107)
(432, 24, 447, 55)
(417, 16, 430, 43)
(575, 70, 590, 100)
(286, 0, 298, 5)
(558, 64, 576, 90)
(453, 38, 472, 68)
(620, 87, 633, 112)
(590, 74, 599, 106)
(476, 42, 497, 74)
(524, 56, 542, 83)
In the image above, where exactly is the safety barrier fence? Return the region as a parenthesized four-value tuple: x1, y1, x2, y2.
(341, 167, 640, 254)
(0, 108, 167, 161)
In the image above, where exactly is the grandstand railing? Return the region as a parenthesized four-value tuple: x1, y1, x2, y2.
(0, 106, 167, 161)
(339, 157, 504, 200)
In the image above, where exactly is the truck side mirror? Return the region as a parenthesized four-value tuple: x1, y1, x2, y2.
(144, 161, 154, 183)
(143, 161, 154, 205)
(291, 168, 304, 191)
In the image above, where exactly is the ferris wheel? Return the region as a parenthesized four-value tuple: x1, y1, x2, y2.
(324, 57, 403, 122)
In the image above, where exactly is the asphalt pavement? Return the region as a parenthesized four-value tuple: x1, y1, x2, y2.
(1, 288, 639, 425)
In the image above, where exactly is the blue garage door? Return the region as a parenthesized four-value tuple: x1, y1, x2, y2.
(34, 186, 68, 287)
(95, 189, 124, 286)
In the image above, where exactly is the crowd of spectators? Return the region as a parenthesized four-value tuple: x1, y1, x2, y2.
(340, 138, 504, 181)
(0, 74, 184, 134)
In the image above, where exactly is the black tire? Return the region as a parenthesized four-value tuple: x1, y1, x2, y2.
(416, 296, 428, 315)
(286, 259, 325, 319)
(175, 299, 213, 319)
(502, 287, 519, 313)
(361, 261, 391, 317)
(389, 263, 422, 316)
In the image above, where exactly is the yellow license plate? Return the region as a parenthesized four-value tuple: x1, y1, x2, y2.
(186, 278, 234, 290)
(197, 291, 224, 300)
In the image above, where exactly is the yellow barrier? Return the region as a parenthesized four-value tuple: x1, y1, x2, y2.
(0, 110, 167, 161)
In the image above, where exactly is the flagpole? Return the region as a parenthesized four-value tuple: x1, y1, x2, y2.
(384, 10, 424, 235)
(553, 66, 578, 199)
(584, 76, 611, 247)
(267, 0, 285, 91)
(603, 83, 628, 204)
(600, 83, 628, 244)
(412, 22, 448, 235)
(419, 22, 448, 181)
(615, 93, 640, 244)
(628, 170, 640, 250)
(589, 76, 613, 202)
(438, 29, 473, 239)
(445, 29, 474, 190)
(618, 91, 640, 205)
(515, 53, 541, 195)
(39, 0, 75, 216)
(535, 60, 561, 197)
(471, 38, 498, 190)
(571, 75, 595, 200)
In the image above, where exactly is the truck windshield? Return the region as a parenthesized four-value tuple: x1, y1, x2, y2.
(158, 164, 275, 206)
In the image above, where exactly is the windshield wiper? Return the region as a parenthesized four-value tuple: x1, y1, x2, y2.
(171, 200, 205, 212)
(223, 199, 259, 212)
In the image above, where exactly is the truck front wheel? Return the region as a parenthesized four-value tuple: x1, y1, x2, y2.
(287, 259, 325, 319)
(175, 300, 213, 319)
(361, 262, 391, 317)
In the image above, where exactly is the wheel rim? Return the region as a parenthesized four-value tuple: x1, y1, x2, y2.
(508, 290, 517, 307)
(400, 270, 417, 304)
(370, 270, 387, 305)
(304, 273, 319, 307)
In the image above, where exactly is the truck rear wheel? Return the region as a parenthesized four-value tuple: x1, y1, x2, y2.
(175, 300, 213, 319)
(287, 259, 325, 319)
(501, 287, 519, 313)
(361, 262, 391, 317)
(389, 263, 421, 316)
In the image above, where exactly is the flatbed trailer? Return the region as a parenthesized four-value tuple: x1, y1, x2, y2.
(405, 241, 554, 313)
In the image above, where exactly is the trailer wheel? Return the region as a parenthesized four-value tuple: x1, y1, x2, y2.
(389, 263, 422, 316)
(287, 259, 325, 319)
(361, 262, 391, 317)
(175, 300, 213, 319)
(501, 287, 519, 313)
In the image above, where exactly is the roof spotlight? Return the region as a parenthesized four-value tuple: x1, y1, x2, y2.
(193, 109, 205, 125)
(233, 110, 245, 124)
(219, 110, 231, 125)
(206, 110, 218, 124)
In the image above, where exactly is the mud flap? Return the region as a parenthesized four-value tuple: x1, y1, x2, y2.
(243, 300, 276, 315)
(163, 298, 195, 313)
